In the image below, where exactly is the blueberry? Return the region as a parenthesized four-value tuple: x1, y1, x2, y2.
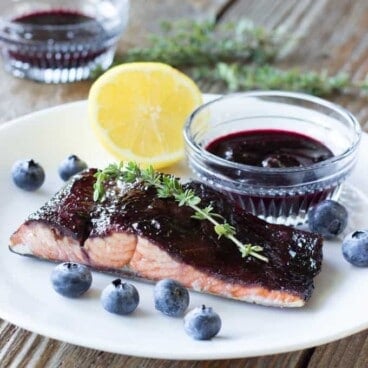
(101, 279, 139, 315)
(58, 155, 87, 181)
(308, 200, 348, 239)
(342, 230, 368, 267)
(184, 305, 222, 340)
(11, 159, 45, 191)
(51, 262, 92, 298)
(154, 279, 190, 317)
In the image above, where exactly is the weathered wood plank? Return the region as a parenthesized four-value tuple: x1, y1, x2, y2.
(120, 0, 230, 49)
(7, 331, 311, 368)
(219, 0, 368, 131)
(308, 330, 368, 368)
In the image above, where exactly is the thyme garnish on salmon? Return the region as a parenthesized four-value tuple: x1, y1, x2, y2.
(93, 162, 268, 263)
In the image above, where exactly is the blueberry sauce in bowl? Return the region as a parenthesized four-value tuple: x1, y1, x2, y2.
(206, 129, 333, 168)
(184, 92, 361, 226)
(0, 0, 129, 83)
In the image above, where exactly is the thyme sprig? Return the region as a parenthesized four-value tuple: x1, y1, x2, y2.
(193, 63, 354, 96)
(93, 162, 268, 263)
(120, 19, 283, 67)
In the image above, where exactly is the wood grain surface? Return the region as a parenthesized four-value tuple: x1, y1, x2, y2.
(1, 0, 368, 367)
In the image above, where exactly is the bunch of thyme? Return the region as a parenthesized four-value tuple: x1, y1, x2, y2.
(91, 18, 368, 97)
(119, 19, 283, 67)
(193, 63, 356, 96)
(93, 162, 268, 263)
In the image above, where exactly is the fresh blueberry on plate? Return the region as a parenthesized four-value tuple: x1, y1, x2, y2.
(308, 200, 348, 239)
(58, 154, 87, 181)
(101, 279, 139, 315)
(51, 262, 92, 298)
(342, 230, 368, 267)
(154, 278, 189, 317)
(11, 159, 45, 191)
(184, 305, 222, 340)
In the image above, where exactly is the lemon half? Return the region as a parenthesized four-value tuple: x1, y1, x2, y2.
(88, 62, 203, 169)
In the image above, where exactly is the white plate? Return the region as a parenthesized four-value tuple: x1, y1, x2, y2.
(0, 95, 368, 360)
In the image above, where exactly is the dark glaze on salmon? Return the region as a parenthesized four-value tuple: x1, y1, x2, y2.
(9, 169, 323, 307)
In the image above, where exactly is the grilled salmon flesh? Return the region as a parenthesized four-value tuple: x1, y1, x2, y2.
(10, 169, 323, 308)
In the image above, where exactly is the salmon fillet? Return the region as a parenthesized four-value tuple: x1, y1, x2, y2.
(9, 169, 323, 308)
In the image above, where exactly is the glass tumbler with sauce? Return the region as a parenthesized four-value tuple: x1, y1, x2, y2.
(0, 0, 129, 83)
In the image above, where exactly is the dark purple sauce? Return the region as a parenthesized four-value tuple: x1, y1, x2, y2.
(9, 10, 107, 68)
(14, 10, 93, 27)
(206, 130, 333, 168)
(205, 130, 336, 220)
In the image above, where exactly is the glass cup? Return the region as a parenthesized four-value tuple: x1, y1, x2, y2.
(184, 92, 361, 226)
(0, 0, 129, 83)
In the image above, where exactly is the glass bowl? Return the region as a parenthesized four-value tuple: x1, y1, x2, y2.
(184, 92, 361, 226)
(0, 0, 129, 83)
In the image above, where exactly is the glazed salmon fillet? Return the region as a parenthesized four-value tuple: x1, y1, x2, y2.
(9, 170, 323, 308)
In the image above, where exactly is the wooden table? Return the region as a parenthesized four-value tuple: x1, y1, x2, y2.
(1, 0, 368, 367)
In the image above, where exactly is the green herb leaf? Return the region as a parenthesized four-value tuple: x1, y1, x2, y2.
(214, 223, 236, 238)
(191, 205, 216, 220)
(239, 244, 268, 263)
(176, 189, 201, 207)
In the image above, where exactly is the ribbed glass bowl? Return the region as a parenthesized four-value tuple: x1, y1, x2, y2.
(0, 0, 129, 83)
(184, 92, 361, 226)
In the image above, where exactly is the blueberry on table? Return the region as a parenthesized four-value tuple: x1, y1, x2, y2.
(308, 200, 348, 239)
(58, 154, 87, 181)
(51, 262, 92, 298)
(342, 230, 368, 267)
(184, 305, 222, 340)
(11, 159, 45, 191)
(154, 279, 190, 317)
(101, 279, 139, 315)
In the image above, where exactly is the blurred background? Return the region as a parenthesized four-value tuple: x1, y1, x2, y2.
(1, 0, 368, 129)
